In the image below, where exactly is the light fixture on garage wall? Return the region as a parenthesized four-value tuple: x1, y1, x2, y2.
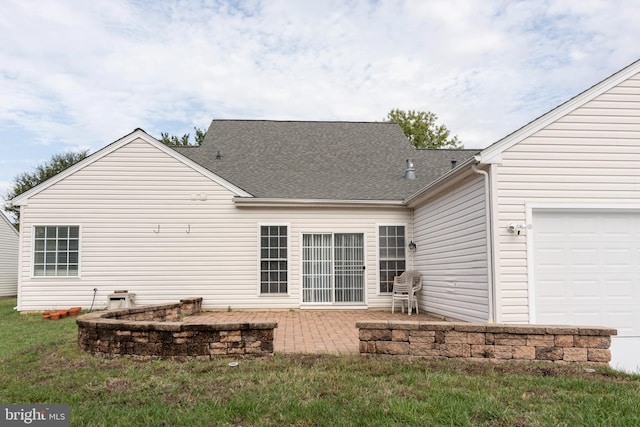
(507, 223, 529, 235)
(408, 241, 417, 250)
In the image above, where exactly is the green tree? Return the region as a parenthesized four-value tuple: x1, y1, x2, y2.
(160, 127, 206, 146)
(386, 109, 462, 149)
(3, 150, 89, 224)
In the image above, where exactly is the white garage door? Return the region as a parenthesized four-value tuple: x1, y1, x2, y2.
(533, 210, 640, 373)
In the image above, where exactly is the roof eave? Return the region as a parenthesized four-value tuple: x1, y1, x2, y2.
(403, 156, 478, 207)
(233, 197, 406, 208)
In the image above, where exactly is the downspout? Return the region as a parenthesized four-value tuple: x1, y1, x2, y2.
(472, 162, 495, 323)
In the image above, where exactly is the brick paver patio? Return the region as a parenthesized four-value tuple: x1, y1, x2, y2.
(185, 310, 441, 354)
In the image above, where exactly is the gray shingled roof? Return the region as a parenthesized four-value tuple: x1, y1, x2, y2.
(172, 120, 476, 201)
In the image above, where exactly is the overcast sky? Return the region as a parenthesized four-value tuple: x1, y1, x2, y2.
(1, 0, 640, 204)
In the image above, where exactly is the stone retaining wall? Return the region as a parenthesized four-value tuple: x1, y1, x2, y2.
(77, 298, 276, 360)
(357, 321, 616, 365)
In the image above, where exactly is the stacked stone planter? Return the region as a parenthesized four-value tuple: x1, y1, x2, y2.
(77, 298, 276, 360)
(357, 321, 616, 365)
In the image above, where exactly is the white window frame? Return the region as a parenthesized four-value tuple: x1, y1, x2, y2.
(32, 225, 81, 278)
(377, 224, 407, 294)
(257, 224, 290, 296)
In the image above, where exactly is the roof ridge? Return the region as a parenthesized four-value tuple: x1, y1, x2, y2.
(210, 119, 396, 125)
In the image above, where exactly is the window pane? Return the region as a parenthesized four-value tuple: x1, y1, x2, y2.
(58, 227, 68, 238)
(34, 265, 44, 276)
(260, 225, 288, 294)
(378, 226, 406, 293)
(32, 225, 80, 277)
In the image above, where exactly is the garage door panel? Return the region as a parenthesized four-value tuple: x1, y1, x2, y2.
(572, 280, 600, 299)
(535, 248, 564, 267)
(603, 248, 633, 267)
(607, 281, 633, 297)
(607, 312, 635, 335)
(570, 248, 599, 266)
(533, 210, 640, 373)
(536, 279, 566, 299)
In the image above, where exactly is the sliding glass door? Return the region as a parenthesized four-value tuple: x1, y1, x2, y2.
(302, 234, 333, 303)
(302, 233, 364, 304)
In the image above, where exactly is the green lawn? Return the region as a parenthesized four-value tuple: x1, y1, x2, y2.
(1, 297, 639, 426)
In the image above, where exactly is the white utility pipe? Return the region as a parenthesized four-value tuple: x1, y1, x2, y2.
(472, 162, 495, 323)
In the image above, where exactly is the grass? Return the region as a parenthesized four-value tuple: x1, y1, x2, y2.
(1, 297, 639, 426)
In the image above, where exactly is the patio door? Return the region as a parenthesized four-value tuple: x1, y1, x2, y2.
(302, 233, 364, 304)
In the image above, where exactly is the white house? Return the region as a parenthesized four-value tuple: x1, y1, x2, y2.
(10, 121, 473, 312)
(0, 211, 18, 297)
(10, 59, 640, 372)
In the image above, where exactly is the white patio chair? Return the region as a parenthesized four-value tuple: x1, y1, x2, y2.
(391, 270, 423, 315)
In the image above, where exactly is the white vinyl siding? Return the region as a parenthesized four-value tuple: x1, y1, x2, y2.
(16, 137, 412, 310)
(495, 71, 640, 323)
(0, 214, 18, 296)
(413, 174, 489, 322)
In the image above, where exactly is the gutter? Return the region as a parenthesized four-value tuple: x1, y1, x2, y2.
(233, 197, 405, 208)
(472, 160, 496, 324)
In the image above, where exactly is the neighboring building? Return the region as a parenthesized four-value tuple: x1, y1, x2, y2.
(0, 211, 18, 297)
(10, 59, 640, 372)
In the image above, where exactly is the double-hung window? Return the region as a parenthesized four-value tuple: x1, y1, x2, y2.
(260, 225, 288, 294)
(33, 226, 79, 277)
(379, 225, 406, 293)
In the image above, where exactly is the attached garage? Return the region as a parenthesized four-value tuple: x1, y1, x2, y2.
(532, 210, 640, 372)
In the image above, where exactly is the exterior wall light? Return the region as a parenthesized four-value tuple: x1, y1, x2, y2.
(408, 241, 417, 251)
